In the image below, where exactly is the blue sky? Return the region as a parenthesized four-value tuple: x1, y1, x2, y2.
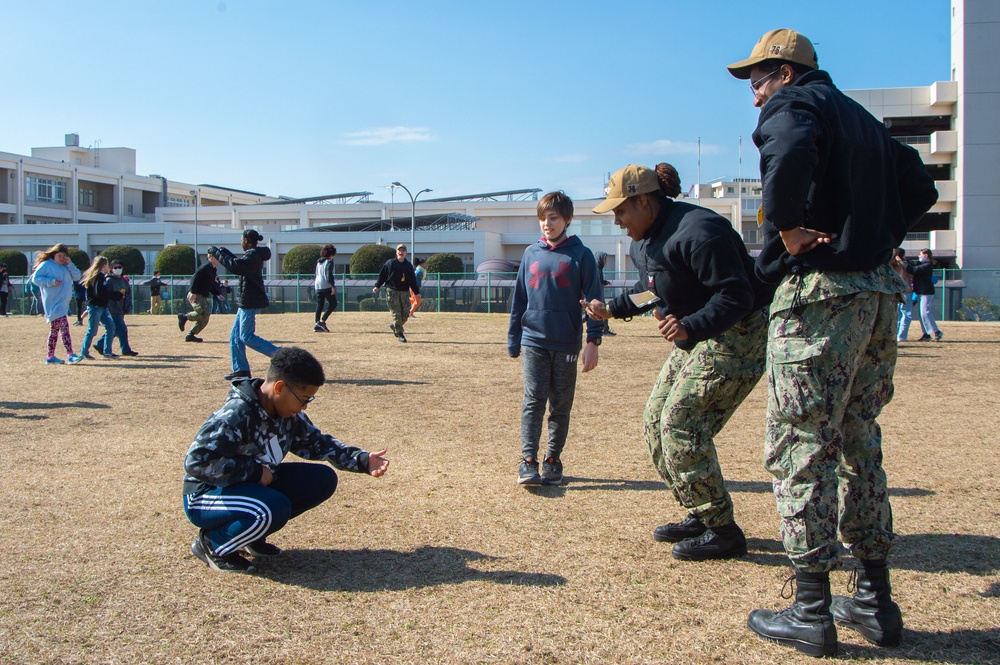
(3, 1, 951, 201)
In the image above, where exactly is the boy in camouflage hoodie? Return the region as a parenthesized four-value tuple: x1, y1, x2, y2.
(183, 347, 389, 573)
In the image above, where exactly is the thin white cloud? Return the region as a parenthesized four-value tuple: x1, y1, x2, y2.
(547, 153, 589, 164)
(343, 126, 436, 146)
(628, 139, 725, 156)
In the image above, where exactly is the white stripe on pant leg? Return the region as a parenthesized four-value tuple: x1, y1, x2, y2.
(187, 494, 272, 556)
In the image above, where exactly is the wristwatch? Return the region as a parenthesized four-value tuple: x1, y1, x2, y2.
(587, 337, 602, 347)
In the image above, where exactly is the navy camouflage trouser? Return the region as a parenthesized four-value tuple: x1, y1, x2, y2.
(766, 290, 896, 572)
(643, 307, 768, 528)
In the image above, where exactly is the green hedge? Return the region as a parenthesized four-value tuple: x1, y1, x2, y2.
(282, 244, 322, 275)
(350, 244, 395, 276)
(156, 245, 197, 275)
(0, 250, 28, 276)
(101, 245, 145, 275)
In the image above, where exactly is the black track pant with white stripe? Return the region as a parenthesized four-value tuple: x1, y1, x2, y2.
(184, 462, 338, 556)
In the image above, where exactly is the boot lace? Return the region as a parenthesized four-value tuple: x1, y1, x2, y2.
(780, 573, 796, 600)
(846, 567, 859, 594)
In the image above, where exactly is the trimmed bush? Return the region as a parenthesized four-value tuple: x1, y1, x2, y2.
(155, 245, 197, 275)
(0, 250, 28, 276)
(426, 253, 464, 274)
(358, 297, 387, 311)
(68, 248, 90, 272)
(350, 244, 395, 276)
(101, 245, 145, 275)
(282, 244, 322, 275)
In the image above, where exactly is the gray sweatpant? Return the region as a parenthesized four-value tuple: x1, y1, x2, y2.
(520, 345, 579, 461)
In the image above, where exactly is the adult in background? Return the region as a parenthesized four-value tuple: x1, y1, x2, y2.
(313, 243, 338, 332)
(30, 243, 84, 364)
(728, 28, 938, 656)
(72, 279, 86, 326)
(408, 257, 425, 318)
(220, 279, 232, 314)
(584, 164, 773, 561)
(178, 253, 220, 343)
(144, 271, 169, 314)
(373, 243, 419, 343)
(210, 229, 278, 381)
(95, 261, 138, 357)
(909, 248, 942, 342)
(0, 263, 10, 317)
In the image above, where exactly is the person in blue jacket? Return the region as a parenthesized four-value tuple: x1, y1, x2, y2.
(30, 243, 84, 364)
(508, 191, 603, 486)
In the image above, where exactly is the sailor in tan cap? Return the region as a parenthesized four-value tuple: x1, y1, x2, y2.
(727, 29, 938, 658)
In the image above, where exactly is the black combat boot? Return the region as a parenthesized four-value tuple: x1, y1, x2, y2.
(748, 570, 838, 657)
(830, 559, 902, 647)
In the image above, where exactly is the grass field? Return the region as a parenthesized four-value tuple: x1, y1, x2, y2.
(1, 312, 998, 664)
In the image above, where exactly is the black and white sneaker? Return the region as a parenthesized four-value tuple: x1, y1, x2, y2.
(397, 332, 407, 343)
(177, 313, 187, 331)
(245, 540, 282, 557)
(191, 530, 254, 573)
(184, 334, 203, 343)
(223, 370, 252, 381)
(314, 322, 325, 333)
(318, 321, 330, 332)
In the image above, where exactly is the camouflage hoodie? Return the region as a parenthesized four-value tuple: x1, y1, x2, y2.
(183, 378, 370, 495)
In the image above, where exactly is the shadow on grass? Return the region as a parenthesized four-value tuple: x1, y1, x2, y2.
(0, 400, 110, 410)
(260, 545, 567, 592)
(326, 378, 428, 387)
(841, 628, 1000, 663)
(560, 477, 664, 492)
(744, 534, 1000, 575)
(726, 480, 934, 498)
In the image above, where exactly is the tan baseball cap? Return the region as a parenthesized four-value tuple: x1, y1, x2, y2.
(727, 28, 818, 80)
(592, 164, 660, 214)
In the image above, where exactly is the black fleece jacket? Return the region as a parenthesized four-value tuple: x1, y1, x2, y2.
(209, 244, 272, 309)
(752, 69, 938, 283)
(606, 200, 774, 351)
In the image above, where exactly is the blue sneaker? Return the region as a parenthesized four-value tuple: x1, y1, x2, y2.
(67, 354, 84, 364)
(45, 357, 65, 365)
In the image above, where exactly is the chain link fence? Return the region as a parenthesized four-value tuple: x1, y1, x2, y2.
(5, 269, 999, 321)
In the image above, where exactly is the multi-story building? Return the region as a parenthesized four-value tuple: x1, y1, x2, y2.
(0, 0, 994, 277)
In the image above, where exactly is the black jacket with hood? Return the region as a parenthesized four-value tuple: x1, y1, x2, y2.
(209, 244, 272, 309)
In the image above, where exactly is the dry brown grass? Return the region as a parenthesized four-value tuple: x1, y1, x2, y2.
(1, 312, 998, 665)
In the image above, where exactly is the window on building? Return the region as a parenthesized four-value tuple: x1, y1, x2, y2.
(280, 224, 300, 232)
(26, 177, 67, 204)
(127, 204, 134, 215)
(167, 196, 194, 207)
(79, 187, 95, 207)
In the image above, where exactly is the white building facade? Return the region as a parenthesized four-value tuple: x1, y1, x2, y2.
(0, 0, 994, 274)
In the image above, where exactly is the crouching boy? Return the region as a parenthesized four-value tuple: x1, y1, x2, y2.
(183, 346, 389, 572)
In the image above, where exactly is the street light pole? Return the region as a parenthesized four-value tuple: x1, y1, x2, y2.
(392, 182, 431, 259)
(189, 189, 199, 273)
(385, 184, 397, 231)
